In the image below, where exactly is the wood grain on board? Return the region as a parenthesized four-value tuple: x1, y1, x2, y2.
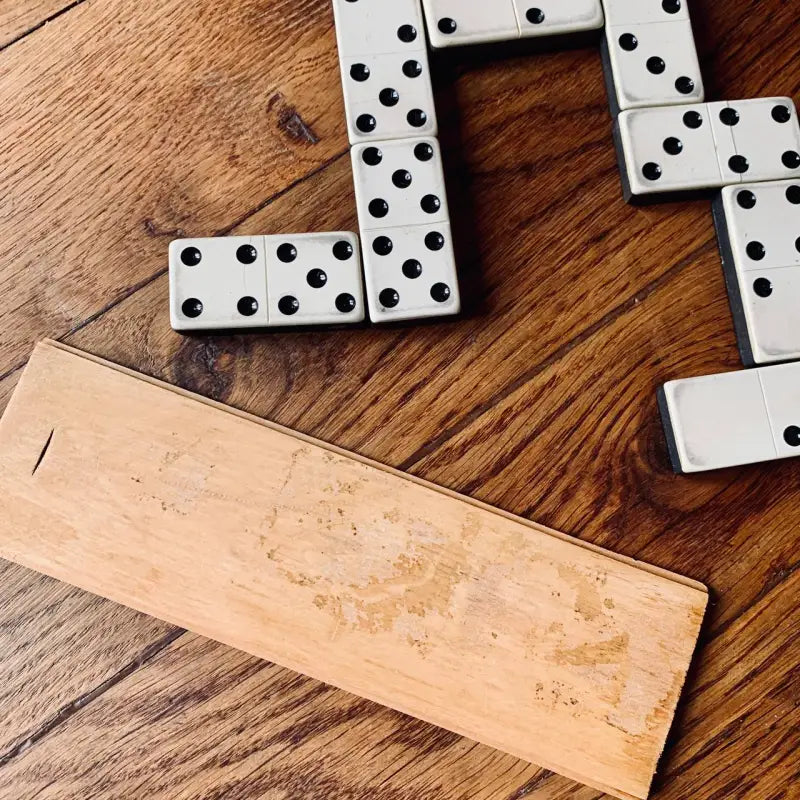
(0, 341, 707, 800)
(0, 0, 798, 797)
(0, 0, 70, 47)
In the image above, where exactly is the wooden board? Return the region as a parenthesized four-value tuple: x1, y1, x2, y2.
(0, 0, 70, 47)
(0, 341, 707, 800)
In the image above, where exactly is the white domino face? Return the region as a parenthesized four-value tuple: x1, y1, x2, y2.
(169, 234, 365, 331)
(708, 99, 800, 185)
(661, 363, 800, 472)
(339, 51, 437, 143)
(617, 104, 720, 196)
(717, 180, 800, 364)
(514, 0, 603, 38)
(760, 363, 800, 459)
(603, 0, 689, 26)
(421, 0, 602, 47)
(422, 0, 519, 47)
(332, 0, 427, 58)
(618, 98, 800, 197)
(351, 136, 459, 322)
(605, 19, 703, 111)
(351, 137, 450, 231)
(169, 236, 269, 332)
(263, 233, 365, 327)
(361, 223, 460, 322)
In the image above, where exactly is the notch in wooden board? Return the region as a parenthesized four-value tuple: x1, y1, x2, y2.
(0, 341, 708, 800)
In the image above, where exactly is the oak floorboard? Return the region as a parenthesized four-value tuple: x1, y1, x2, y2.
(0, 0, 346, 374)
(0, 560, 177, 758)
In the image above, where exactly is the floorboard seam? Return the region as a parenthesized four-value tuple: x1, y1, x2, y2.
(0, 0, 87, 53)
(398, 239, 716, 472)
(60, 268, 169, 341)
(0, 627, 185, 769)
(0, 149, 350, 384)
(219, 149, 349, 234)
(0, 362, 24, 385)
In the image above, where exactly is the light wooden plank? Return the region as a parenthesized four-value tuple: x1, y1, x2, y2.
(0, 342, 706, 800)
(0, 0, 70, 46)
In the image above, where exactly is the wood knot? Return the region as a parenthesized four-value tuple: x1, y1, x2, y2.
(171, 339, 242, 403)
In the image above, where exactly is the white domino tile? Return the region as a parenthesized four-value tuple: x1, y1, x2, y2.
(605, 19, 703, 111)
(351, 137, 450, 231)
(421, 0, 520, 47)
(715, 180, 800, 365)
(351, 136, 459, 322)
(169, 234, 365, 331)
(264, 233, 365, 326)
(169, 236, 269, 332)
(603, 0, 690, 27)
(735, 267, 800, 366)
(709, 98, 800, 185)
(718, 182, 800, 273)
(422, 0, 602, 48)
(513, 0, 604, 38)
(660, 363, 800, 472)
(361, 222, 460, 322)
(759, 362, 800, 459)
(332, 0, 427, 58)
(338, 50, 437, 143)
(616, 103, 720, 197)
(617, 98, 800, 199)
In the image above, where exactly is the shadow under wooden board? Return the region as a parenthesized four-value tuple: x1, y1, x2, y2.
(0, 341, 707, 800)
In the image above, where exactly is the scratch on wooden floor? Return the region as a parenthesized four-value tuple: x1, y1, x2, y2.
(268, 92, 320, 144)
(142, 219, 186, 238)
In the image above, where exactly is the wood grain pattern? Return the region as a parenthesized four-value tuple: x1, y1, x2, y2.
(0, 0, 346, 375)
(0, 561, 176, 757)
(0, 342, 706, 800)
(0, 632, 606, 800)
(0, 0, 798, 796)
(0, 0, 71, 47)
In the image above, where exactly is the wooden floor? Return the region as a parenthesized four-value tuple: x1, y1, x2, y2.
(0, 1, 797, 798)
